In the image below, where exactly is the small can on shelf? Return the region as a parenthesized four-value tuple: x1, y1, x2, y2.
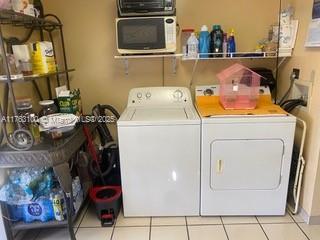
(38, 100, 58, 117)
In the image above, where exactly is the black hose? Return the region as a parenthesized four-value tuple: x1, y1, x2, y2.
(286, 102, 307, 113)
(281, 99, 307, 113)
(89, 105, 121, 181)
(89, 143, 118, 178)
(99, 105, 121, 119)
(281, 99, 304, 108)
(92, 104, 120, 146)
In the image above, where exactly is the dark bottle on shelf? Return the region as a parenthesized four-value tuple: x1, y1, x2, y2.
(210, 25, 224, 58)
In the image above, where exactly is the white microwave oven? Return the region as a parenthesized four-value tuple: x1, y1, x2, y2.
(116, 16, 176, 55)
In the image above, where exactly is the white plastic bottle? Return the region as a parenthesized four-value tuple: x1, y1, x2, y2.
(187, 32, 199, 59)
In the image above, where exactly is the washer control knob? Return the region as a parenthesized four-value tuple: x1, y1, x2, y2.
(146, 92, 152, 99)
(204, 88, 214, 96)
(137, 92, 143, 99)
(173, 90, 183, 100)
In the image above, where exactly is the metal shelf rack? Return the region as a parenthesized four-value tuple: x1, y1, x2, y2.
(0, 69, 75, 82)
(0, 6, 74, 151)
(0, 124, 97, 240)
(0, 3, 83, 240)
(0, 9, 61, 27)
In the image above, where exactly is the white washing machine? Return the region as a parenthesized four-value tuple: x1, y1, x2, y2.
(117, 87, 201, 217)
(196, 85, 296, 216)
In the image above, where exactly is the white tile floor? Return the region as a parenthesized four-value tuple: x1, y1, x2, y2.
(20, 203, 320, 240)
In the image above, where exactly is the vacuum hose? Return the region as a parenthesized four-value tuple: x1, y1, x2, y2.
(89, 105, 120, 180)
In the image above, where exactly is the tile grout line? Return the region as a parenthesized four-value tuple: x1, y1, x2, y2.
(151, 224, 191, 227)
(220, 217, 230, 240)
(185, 217, 190, 240)
(255, 216, 270, 240)
(288, 212, 311, 240)
(109, 222, 116, 240)
(149, 217, 152, 240)
(109, 211, 118, 240)
(76, 202, 90, 230)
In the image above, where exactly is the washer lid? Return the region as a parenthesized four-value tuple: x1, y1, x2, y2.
(118, 107, 200, 126)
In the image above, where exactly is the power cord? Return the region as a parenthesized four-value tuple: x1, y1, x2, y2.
(279, 71, 297, 105)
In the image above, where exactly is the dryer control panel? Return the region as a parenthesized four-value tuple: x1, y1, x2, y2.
(128, 87, 192, 107)
(196, 85, 271, 97)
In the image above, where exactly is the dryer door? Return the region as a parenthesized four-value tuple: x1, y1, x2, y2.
(210, 139, 284, 190)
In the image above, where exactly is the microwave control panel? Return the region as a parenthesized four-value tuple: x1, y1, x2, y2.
(165, 17, 176, 46)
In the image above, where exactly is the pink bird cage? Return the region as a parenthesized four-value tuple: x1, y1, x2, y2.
(217, 63, 262, 110)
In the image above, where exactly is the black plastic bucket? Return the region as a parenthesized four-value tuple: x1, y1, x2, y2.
(89, 186, 122, 227)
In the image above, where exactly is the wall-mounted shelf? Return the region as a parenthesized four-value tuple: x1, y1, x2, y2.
(114, 51, 291, 76)
(182, 51, 291, 61)
(114, 54, 183, 75)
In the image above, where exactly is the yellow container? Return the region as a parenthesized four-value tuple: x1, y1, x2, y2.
(31, 41, 56, 75)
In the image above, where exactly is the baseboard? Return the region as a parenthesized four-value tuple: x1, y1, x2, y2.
(299, 207, 320, 225)
(299, 207, 310, 223)
(309, 215, 320, 225)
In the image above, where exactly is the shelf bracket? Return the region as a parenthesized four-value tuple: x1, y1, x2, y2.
(189, 58, 199, 88)
(273, 57, 287, 75)
(172, 57, 177, 74)
(124, 59, 129, 75)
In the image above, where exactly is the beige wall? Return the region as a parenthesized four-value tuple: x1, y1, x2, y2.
(2, 0, 320, 222)
(278, 0, 320, 218)
(3, 0, 320, 219)
(43, 0, 280, 114)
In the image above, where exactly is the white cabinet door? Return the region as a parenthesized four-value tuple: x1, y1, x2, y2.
(210, 139, 284, 190)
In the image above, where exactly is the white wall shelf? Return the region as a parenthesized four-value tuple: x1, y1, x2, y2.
(114, 51, 291, 76)
(182, 51, 291, 61)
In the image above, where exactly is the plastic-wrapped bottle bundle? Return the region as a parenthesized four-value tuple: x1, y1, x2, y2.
(0, 167, 56, 223)
(0, 167, 52, 204)
(7, 198, 55, 223)
(72, 177, 83, 213)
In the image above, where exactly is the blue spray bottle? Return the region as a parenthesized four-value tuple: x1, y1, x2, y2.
(199, 25, 210, 58)
(227, 28, 236, 56)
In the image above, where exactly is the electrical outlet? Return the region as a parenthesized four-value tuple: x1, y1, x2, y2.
(291, 80, 313, 112)
(293, 68, 300, 80)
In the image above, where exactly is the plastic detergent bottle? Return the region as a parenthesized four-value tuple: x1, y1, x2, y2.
(187, 32, 199, 59)
(222, 33, 228, 57)
(227, 29, 236, 56)
(210, 25, 224, 57)
(199, 25, 210, 58)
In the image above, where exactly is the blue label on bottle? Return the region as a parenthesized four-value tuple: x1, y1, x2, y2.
(28, 203, 42, 217)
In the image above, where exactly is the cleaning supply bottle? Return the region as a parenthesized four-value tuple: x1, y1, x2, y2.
(187, 32, 199, 59)
(222, 33, 228, 58)
(227, 29, 236, 56)
(210, 25, 224, 57)
(199, 25, 210, 58)
(29, 113, 41, 145)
